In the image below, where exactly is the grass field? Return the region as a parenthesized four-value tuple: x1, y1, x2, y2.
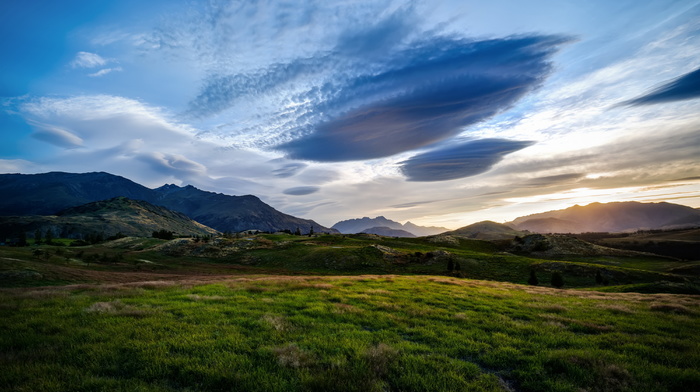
(1, 233, 699, 391)
(1, 275, 698, 392)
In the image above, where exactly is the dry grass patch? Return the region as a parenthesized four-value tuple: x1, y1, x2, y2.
(186, 294, 226, 301)
(333, 303, 363, 314)
(597, 304, 634, 314)
(84, 300, 155, 317)
(272, 343, 314, 368)
(649, 303, 692, 314)
(261, 314, 288, 331)
(365, 288, 391, 295)
(454, 313, 468, 320)
(364, 343, 398, 376)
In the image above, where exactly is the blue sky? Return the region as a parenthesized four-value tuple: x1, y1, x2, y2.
(2, 0, 699, 228)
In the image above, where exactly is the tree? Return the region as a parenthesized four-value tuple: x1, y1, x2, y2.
(447, 258, 454, 272)
(44, 229, 53, 245)
(528, 270, 539, 286)
(455, 261, 461, 272)
(551, 271, 564, 288)
(17, 231, 28, 247)
(595, 270, 604, 285)
(34, 229, 42, 245)
(308, 226, 314, 237)
(294, 227, 301, 236)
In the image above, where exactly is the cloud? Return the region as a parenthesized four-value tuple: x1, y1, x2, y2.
(30, 123, 84, 148)
(400, 139, 533, 181)
(277, 35, 567, 161)
(70, 51, 108, 68)
(283, 186, 320, 196)
(622, 67, 700, 105)
(271, 162, 307, 178)
(525, 173, 585, 187)
(88, 67, 123, 77)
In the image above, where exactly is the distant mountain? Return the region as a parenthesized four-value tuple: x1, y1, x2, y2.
(360, 226, 416, 238)
(0, 197, 218, 240)
(444, 221, 528, 241)
(332, 216, 448, 236)
(0, 172, 336, 234)
(510, 202, 700, 233)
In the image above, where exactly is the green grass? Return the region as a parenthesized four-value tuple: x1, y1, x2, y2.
(1, 275, 698, 391)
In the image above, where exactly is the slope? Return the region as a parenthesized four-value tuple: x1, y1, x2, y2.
(0, 197, 218, 239)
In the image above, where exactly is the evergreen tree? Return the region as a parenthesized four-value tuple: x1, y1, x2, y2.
(447, 258, 454, 272)
(18, 231, 28, 247)
(551, 271, 564, 288)
(295, 227, 301, 236)
(595, 270, 604, 285)
(34, 229, 42, 245)
(455, 261, 461, 271)
(308, 226, 314, 237)
(44, 229, 53, 245)
(528, 270, 539, 286)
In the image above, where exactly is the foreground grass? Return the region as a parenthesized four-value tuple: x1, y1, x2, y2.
(1, 275, 698, 391)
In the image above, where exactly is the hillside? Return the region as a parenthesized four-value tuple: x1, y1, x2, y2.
(360, 226, 416, 237)
(0, 172, 335, 234)
(0, 197, 218, 240)
(444, 220, 528, 240)
(510, 201, 700, 233)
(332, 216, 448, 236)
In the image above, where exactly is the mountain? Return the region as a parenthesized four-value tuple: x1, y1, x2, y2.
(510, 201, 700, 233)
(360, 226, 416, 238)
(0, 197, 218, 240)
(332, 216, 448, 236)
(0, 172, 336, 234)
(444, 221, 528, 241)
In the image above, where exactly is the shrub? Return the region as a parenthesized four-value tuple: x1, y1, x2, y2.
(528, 270, 539, 286)
(551, 271, 564, 288)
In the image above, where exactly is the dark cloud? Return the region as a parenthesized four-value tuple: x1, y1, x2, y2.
(525, 173, 584, 186)
(279, 35, 568, 161)
(671, 176, 700, 182)
(283, 186, 320, 196)
(622, 67, 700, 106)
(400, 139, 533, 181)
(272, 162, 307, 178)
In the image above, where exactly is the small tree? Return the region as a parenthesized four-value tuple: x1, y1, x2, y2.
(17, 231, 28, 247)
(44, 229, 53, 245)
(528, 270, 539, 286)
(595, 270, 604, 285)
(455, 261, 461, 272)
(34, 229, 42, 245)
(551, 271, 564, 288)
(447, 257, 454, 272)
(308, 226, 314, 237)
(295, 227, 301, 236)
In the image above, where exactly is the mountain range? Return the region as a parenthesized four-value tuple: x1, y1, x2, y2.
(442, 221, 528, 241)
(0, 197, 218, 240)
(0, 172, 335, 234)
(509, 201, 700, 233)
(332, 216, 448, 236)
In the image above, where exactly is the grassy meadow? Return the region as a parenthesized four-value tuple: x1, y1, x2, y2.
(1, 233, 699, 391)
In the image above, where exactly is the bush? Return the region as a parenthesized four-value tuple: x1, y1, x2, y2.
(551, 271, 564, 288)
(528, 270, 539, 286)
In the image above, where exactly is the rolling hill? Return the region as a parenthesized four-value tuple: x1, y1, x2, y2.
(443, 220, 528, 240)
(0, 197, 218, 240)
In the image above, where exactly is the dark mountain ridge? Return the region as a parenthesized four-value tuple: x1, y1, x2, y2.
(0, 172, 335, 234)
(510, 201, 700, 233)
(332, 216, 448, 236)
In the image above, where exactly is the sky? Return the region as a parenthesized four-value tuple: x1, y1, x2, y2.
(1, 0, 700, 229)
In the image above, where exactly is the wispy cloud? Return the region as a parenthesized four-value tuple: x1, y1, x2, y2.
(621, 67, 700, 106)
(88, 67, 123, 77)
(70, 51, 109, 68)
